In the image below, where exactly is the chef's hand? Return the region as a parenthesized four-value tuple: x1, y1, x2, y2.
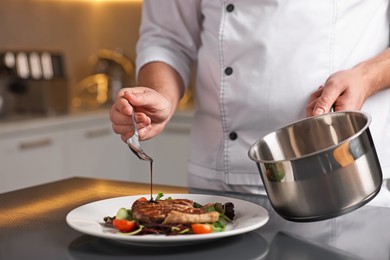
(110, 61, 185, 143)
(110, 87, 172, 143)
(306, 67, 373, 117)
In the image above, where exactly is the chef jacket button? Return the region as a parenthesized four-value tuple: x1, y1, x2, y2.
(229, 131, 238, 140)
(226, 4, 235, 12)
(224, 67, 233, 76)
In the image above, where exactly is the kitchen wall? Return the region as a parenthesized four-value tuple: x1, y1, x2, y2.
(0, 0, 195, 192)
(0, 0, 142, 101)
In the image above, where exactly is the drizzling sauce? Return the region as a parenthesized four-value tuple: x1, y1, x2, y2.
(148, 159, 156, 203)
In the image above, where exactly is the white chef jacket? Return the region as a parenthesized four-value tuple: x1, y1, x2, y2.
(136, 1, 390, 197)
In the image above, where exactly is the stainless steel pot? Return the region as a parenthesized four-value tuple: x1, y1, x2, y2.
(248, 111, 382, 222)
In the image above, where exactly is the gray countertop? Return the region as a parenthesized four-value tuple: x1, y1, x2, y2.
(1, 177, 389, 260)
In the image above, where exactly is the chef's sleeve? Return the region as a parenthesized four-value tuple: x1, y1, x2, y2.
(135, 0, 202, 89)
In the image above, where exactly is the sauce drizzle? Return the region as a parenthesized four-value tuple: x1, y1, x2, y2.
(148, 159, 156, 203)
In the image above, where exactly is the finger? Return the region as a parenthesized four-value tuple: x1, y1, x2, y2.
(310, 84, 324, 97)
(112, 124, 134, 135)
(116, 119, 151, 143)
(305, 98, 318, 117)
(306, 86, 325, 117)
(312, 85, 340, 116)
(132, 114, 152, 140)
(123, 89, 149, 107)
(124, 88, 168, 115)
(113, 122, 134, 144)
(113, 94, 133, 116)
(134, 113, 152, 126)
(120, 133, 134, 143)
(123, 90, 155, 117)
(110, 103, 133, 125)
(137, 124, 153, 140)
(115, 113, 152, 140)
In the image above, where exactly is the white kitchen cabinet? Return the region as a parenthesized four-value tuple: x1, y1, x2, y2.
(0, 129, 66, 193)
(65, 117, 131, 181)
(0, 110, 132, 193)
(0, 109, 193, 193)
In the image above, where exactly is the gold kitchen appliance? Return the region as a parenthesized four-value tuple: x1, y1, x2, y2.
(71, 49, 134, 110)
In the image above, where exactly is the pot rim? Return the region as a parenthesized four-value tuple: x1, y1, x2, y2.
(248, 110, 372, 164)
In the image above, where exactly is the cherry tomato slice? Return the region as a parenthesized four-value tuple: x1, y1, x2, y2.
(113, 219, 137, 233)
(136, 197, 148, 202)
(191, 224, 213, 234)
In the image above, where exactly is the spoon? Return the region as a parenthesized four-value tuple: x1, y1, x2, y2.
(126, 112, 155, 202)
(126, 112, 153, 162)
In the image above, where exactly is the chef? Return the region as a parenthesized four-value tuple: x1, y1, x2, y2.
(110, 0, 390, 206)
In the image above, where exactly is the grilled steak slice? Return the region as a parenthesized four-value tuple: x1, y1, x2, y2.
(131, 198, 218, 224)
(163, 210, 219, 224)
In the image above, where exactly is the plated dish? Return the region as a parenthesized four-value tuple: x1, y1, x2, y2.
(66, 194, 269, 246)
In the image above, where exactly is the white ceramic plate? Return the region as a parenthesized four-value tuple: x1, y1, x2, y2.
(66, 194, 269, 246)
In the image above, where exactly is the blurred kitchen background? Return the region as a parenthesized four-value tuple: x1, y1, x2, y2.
(0, 0, 194, 193)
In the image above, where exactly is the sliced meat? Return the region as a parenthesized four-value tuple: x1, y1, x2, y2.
(162, 210, 219, 224)
(131, 198, 212, 224)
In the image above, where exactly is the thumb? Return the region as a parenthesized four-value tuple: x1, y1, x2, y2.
(123, 90, 145, 109)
